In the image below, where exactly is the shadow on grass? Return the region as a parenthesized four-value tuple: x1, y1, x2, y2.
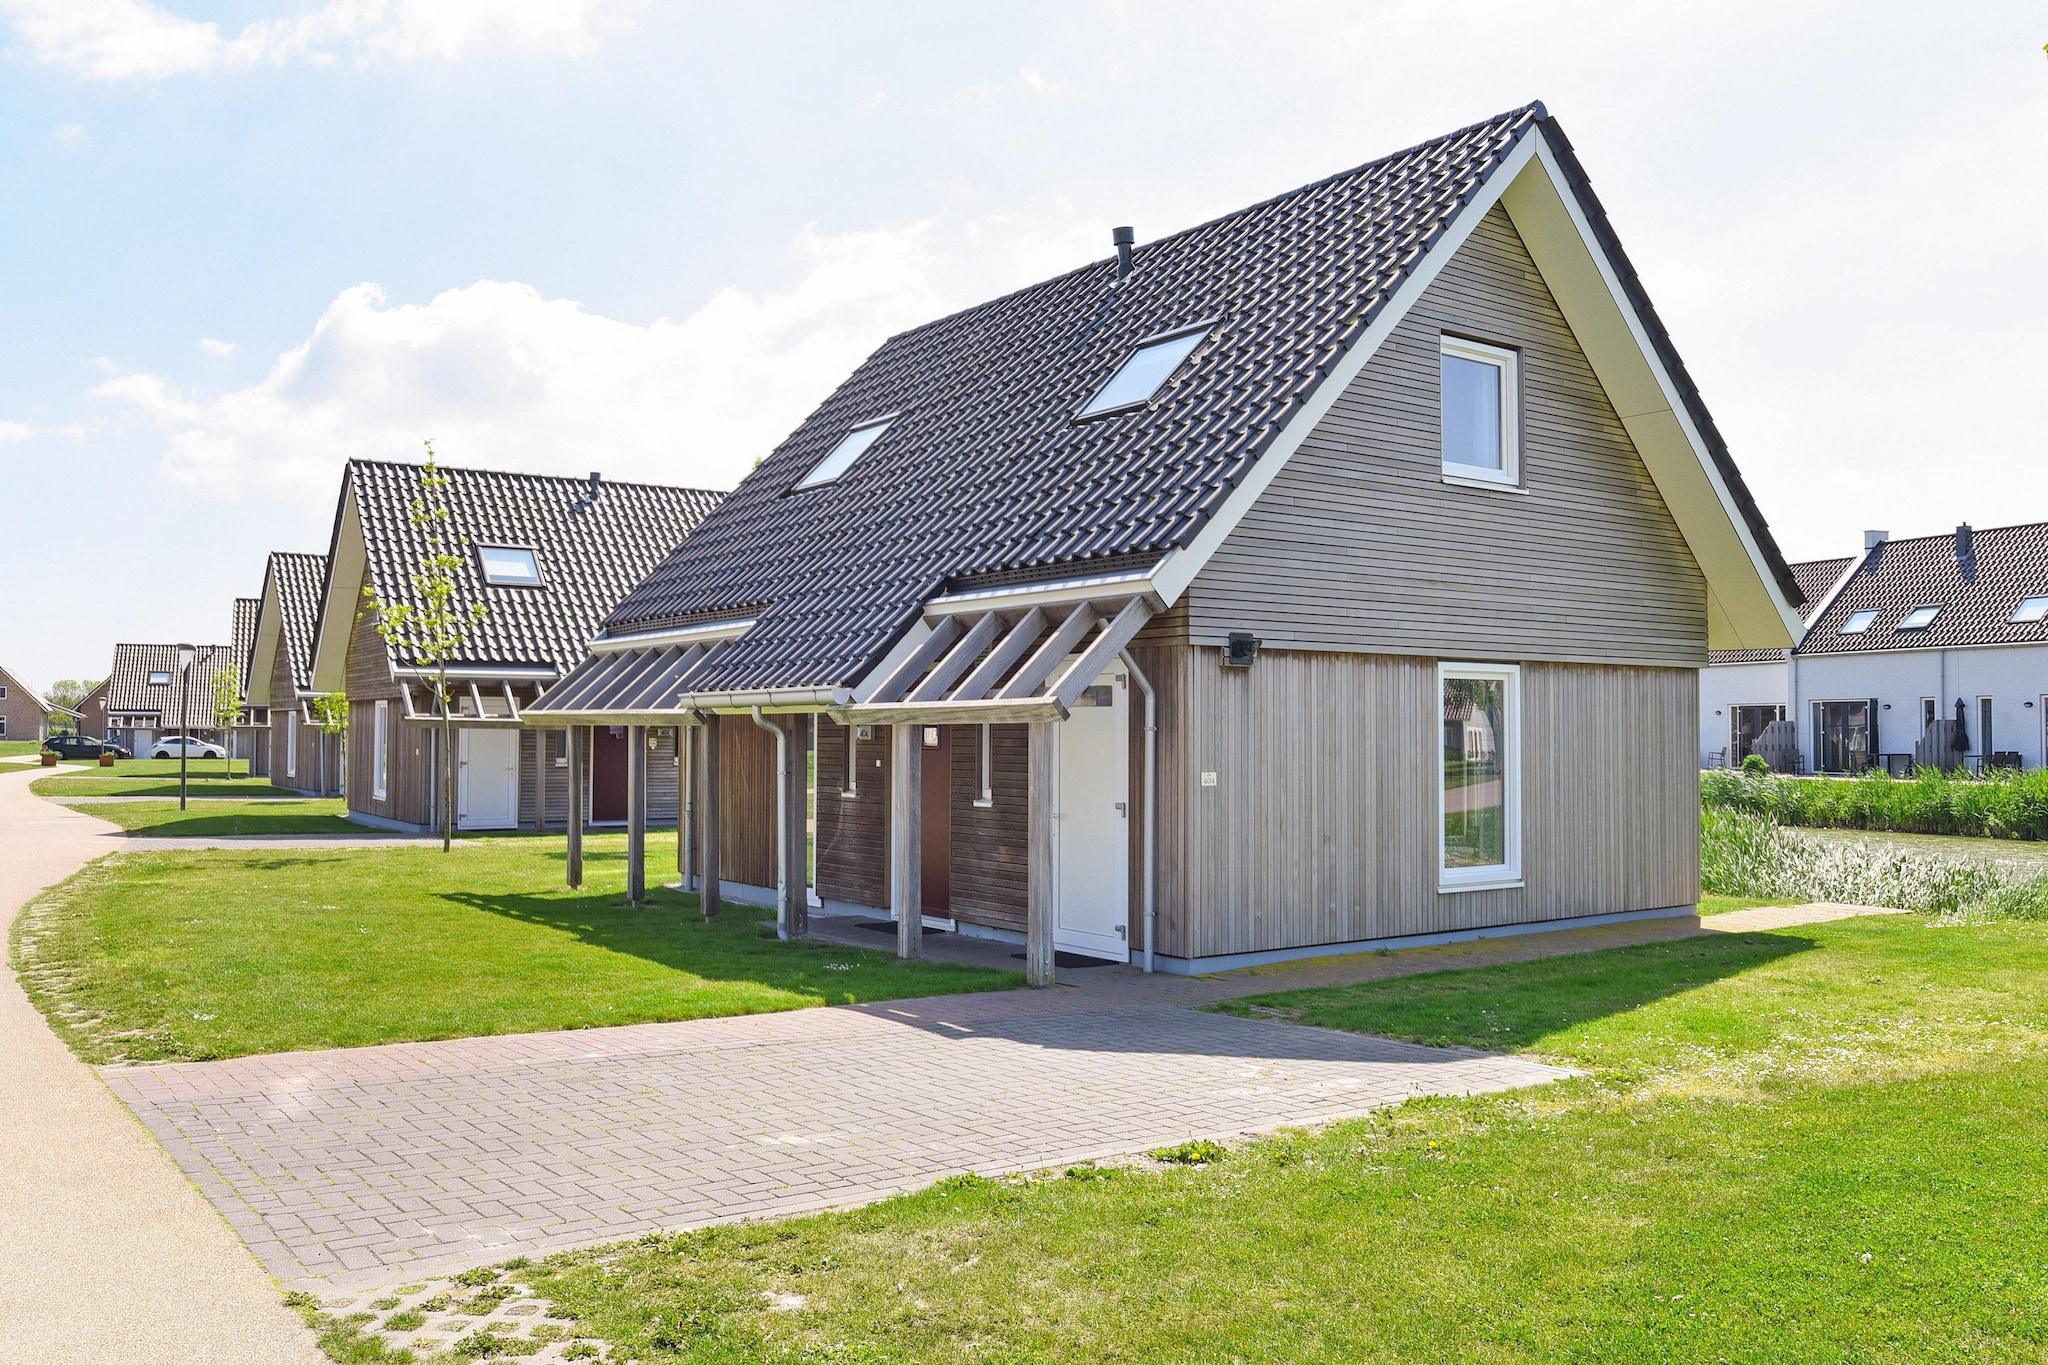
(1229, 932, 1820, 1053)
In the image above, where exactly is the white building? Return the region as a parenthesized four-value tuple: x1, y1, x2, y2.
(1702, 522, 2048, 773)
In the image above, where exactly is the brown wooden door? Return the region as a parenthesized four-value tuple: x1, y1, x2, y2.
(592, 726, 628, 823)
(920, 725, 950, 915)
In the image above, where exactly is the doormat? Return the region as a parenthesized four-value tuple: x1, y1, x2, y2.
(1012, 949, 1123, 969)
(854, 920, 950, 936)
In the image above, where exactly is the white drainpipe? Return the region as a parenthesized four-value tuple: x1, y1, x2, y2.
(750, 706, 790, 939)
(1120, 649, 1158, 973)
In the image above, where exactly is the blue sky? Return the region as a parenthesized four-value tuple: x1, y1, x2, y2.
(1, 1, 2044, 694)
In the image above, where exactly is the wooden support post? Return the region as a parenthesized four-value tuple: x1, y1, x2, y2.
(679, 724, 694, 888)
(566, 725, 586, 889)
(627, 723, 647, 906)
(891, 722, 922, 959)
(530, 729, 546, 834)
(782, 716, 808, 939)
(1025, 719, 1055, 987)
(700, 713, 722, 921)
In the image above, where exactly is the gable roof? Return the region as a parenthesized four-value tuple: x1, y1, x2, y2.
(309, 460, 723, 690)
(0, 664, 51, 715)
(1708, 556, 1854, 664)
(260, 551, 330, 695)
(101, 643, 236, 720)
(1795, 523, 2048, 656)
(231, 596, 260, 695)
(597, 102, 1798, 698)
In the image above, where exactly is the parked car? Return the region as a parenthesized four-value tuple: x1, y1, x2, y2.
(43, 735, 127, 760)
(149, 736, 227, 760)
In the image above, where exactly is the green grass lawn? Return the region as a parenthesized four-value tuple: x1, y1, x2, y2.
(32, 772, 311, 798)
(0, 738, 46, 757)
(12, 833, 1020, 1062)
(469, 914, 2048, 1364)
(58, 798, 364, 837)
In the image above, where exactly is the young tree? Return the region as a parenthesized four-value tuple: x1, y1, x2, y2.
(365, 443, 486, 852)
(310, 693, 350, 796)
(211, 666, 244, 780)
(47, 678, 100, 714)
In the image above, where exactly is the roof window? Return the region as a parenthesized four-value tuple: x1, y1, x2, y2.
(1897, 605, 1942, 631)
(1077, 328, 1208, 417)
(795, 419, 891, 490)
(477, 545, 543, 587)
(2011, 595, 2048, 624)
(147, 670, 172, 686)
(1838, 611, 1879, 635)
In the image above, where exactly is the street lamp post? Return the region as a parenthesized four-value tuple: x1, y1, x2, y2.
(176, 643, 195, 812)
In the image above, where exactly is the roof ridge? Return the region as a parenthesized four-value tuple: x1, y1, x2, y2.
(1853, 517, 2048, 551)
(344, 456, 724, 498)
(878, 101, 1545, 349)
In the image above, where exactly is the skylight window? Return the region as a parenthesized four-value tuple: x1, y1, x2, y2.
(147, 671, 172, 686)
(1839, 610, 1879, 635)
(478, 545, 542, 587)
(2011, 596, 2048, 624)
(1897, 605, 1942, 631)
(1077, 328, 1208, 417)
(795, 419, 891, 490)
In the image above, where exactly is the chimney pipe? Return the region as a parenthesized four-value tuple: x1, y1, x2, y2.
(589, 471, 603, 497)
(1863, 529, 1888, 553)
(1955, 522, 1974, 564)
(1112, 226, 1134, 280)
(573, 470, 603, 515)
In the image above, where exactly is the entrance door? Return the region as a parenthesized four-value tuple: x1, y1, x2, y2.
(591, 726, 628, 823)
(920, 725, 952, 919)
(1054, 670, 1129, 962)
(458, 728, 520, 830)
(1814, 700, 1876, 773)
(1730, 704, 1784, 764)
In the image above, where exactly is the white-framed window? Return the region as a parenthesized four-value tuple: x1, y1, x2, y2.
(372, 700, 389, 801)
(796, 418, 892, 490)
(1897, 605, 1941, 631)
(1077, 326, 1209, 417)
(0, 716, 7, 737)
(1439, 335, 1520, 487)
(974, 723, 994, 807)
(1439, 662, 1521, 891)
(2010, 596, 2048, 624)
(841, 719, 859, 797)
(476, 544, 543, 587)
(148, 671, 172, 686)
(285, 710, 299, 777)
(1979, 696, 1994, 759)
(1839, 610, 1879, 635)
(0, 684, 8, 699)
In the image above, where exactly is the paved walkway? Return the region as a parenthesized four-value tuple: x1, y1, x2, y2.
(0, 770, 322, 1363)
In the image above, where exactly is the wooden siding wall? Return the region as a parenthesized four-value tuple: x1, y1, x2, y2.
(515, 728, 683, 829)
(1188, 204, 1709, 668)
(343, 604, 433, 827)
(717, 716, 777, 889)
(265, 637, 342, 796)
(816, 720, 891, 910)
(949, 724, 1029, 933)
(1166, 646, 1699, 960)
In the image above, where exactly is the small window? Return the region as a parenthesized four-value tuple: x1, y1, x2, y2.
(1897, 606, 1941, 631)
(974, 723, 993, 807)
(147, 671, 172, 686)
(1077, 328, 1208, 417)
(372, 700, 390, 801)
(796, 419, 891, 490)
(1839, 610, 1879, 635)
(285, 710, 298, 778)
(1439, 663, 1521, 890)
(2011, 596, 2048, 624)
(477, 545, 542, 587)
(0, 685, 7, 699)
(841, 719, 859, 797)
(1440, 336, 1520, 485)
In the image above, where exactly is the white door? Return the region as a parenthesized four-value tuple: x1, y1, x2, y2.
(457, 728, 520, 830)
(1054, 668, 1130, 961)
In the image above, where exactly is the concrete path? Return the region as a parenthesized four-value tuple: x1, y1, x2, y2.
(108, 989, 1566, 1291)
(0, 770, 322, 1363)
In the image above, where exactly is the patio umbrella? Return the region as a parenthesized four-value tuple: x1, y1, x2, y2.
(1953, 697, 1970, 752)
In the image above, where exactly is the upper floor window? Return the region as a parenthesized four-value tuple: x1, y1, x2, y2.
(1077, 327, 1208, 417)
(2011, 595, 2048, 624)
(1440, 336, 1520, 487)
(147, 670, 172, 686)
(796, 419, 892, 490)
(1897, 605, 1941, 631)
(477, 544, 543, 587)
(1839, 610, 1879, 635)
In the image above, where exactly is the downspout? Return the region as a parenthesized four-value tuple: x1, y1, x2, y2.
(751, 706, 790, 939)
(1120, 649, 1158, 974)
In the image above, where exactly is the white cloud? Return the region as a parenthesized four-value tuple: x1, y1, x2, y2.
(100, 223, 1021, 501)
(52, 121, 85, 144)
(0, 420, 33, 442)
(1, 0, 645, 82)
(198, 337, 235, 357)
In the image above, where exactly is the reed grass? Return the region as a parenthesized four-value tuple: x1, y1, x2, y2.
(1702, 766, 2048, 841)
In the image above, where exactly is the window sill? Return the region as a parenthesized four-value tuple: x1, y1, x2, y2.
(971, 798, 994, 809)
(839, 790, 860, 800)
(1438, 876, 1524, 894)
(1441, 471, 1528, 494)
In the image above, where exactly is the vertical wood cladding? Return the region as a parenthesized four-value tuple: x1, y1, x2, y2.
(516, 728, 681, 830)
(1177, 646, 1700, 960)
(1188, 204, 1708, 668)
(717, 715, 777, 889)
(816, 719, 891, 910)
(948, 724, 1028, 932)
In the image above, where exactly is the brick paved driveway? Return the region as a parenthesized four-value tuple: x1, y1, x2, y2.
(107, 986, 1567, 1291)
